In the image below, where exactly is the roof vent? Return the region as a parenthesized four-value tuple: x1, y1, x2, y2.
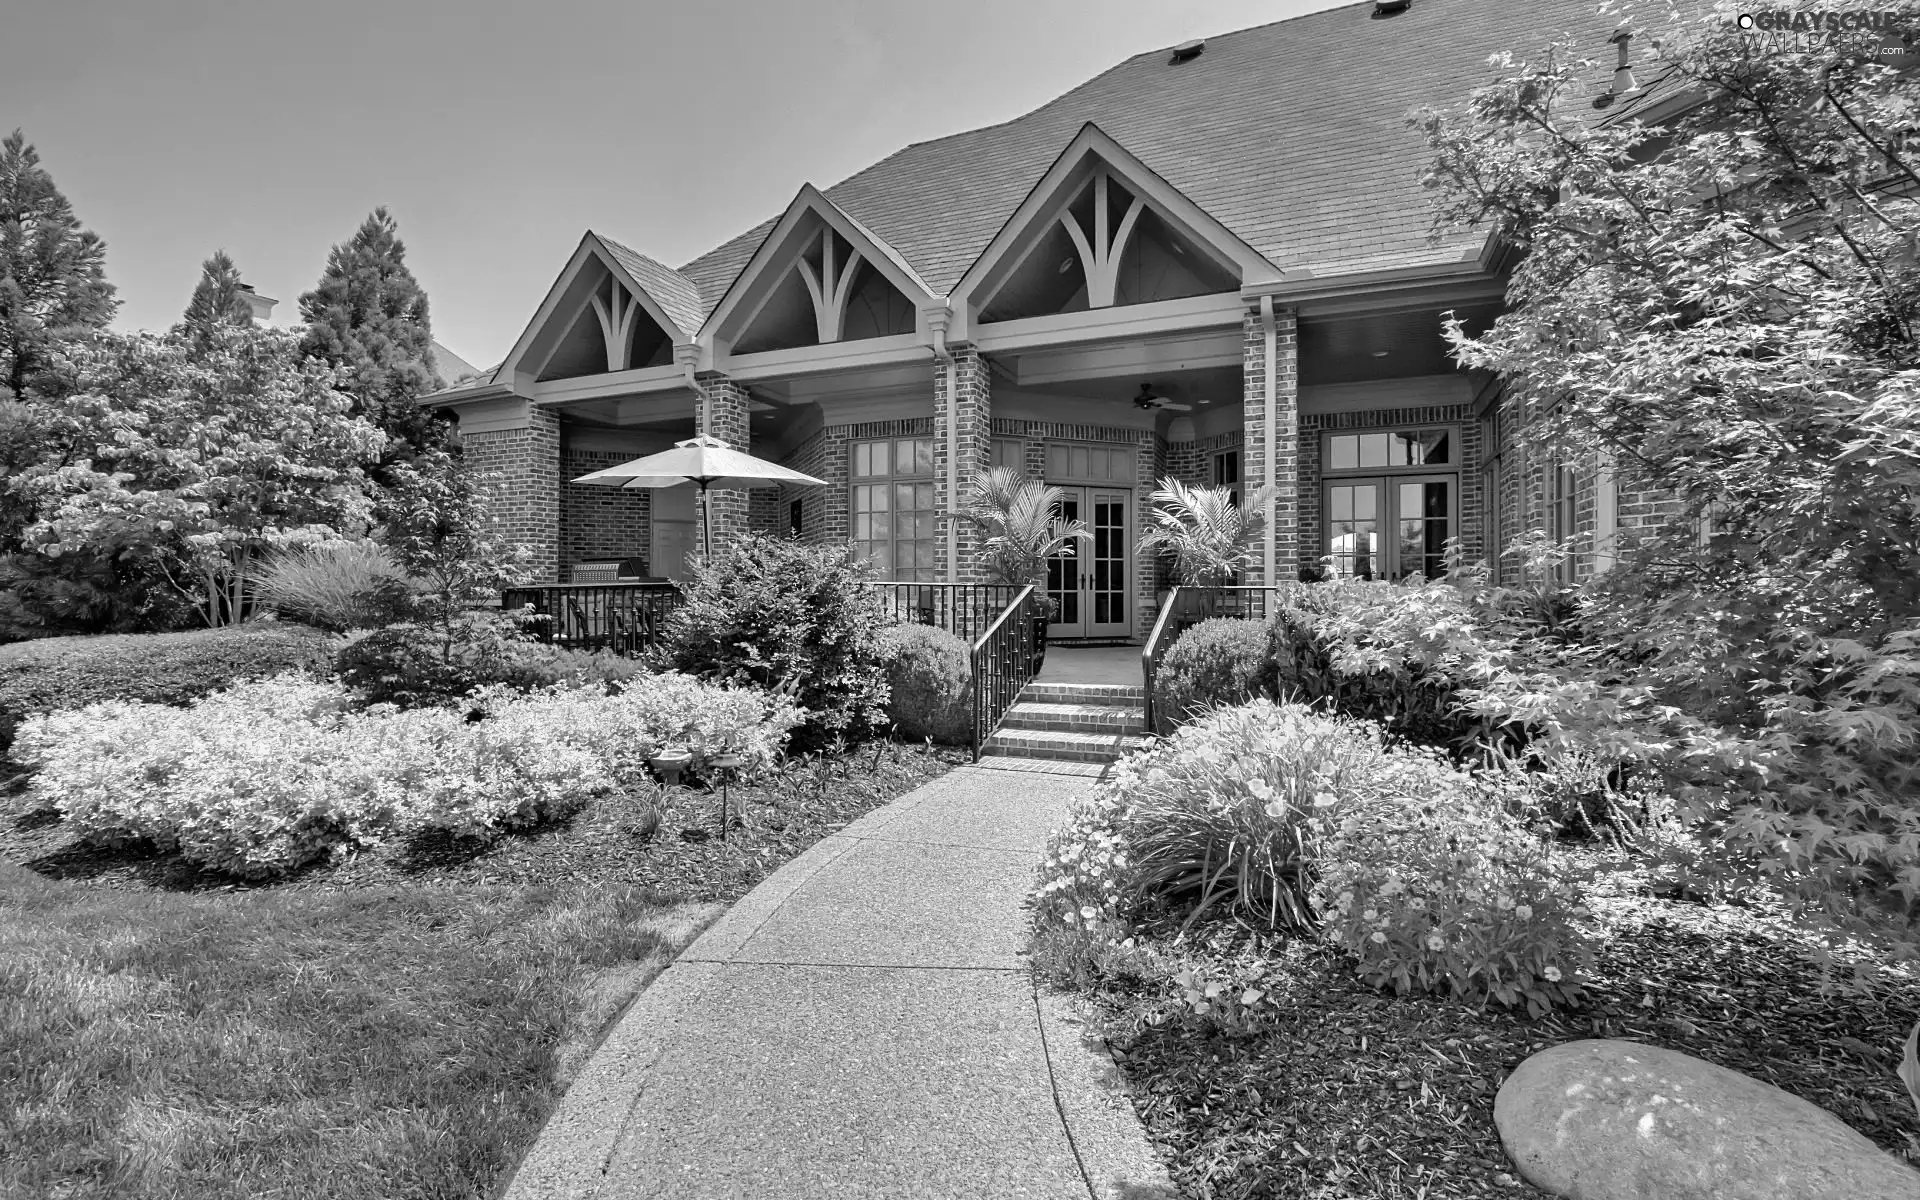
(1169, 39, 1205, 64)
(1372, 0, 1411, 17)
(1592, 29, 1640, 109)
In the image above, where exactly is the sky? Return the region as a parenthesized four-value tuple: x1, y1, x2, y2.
(2, 0, 1357, 370)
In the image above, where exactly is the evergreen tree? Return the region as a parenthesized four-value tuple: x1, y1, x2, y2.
(0, 129, 116, 398)
(180, 250, 254, 341)
(299, 207, 442, 464)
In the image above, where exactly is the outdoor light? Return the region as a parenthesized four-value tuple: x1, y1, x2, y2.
(1057, 257, 1076, 275)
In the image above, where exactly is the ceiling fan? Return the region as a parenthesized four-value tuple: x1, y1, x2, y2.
(1132, 382, 1192, 412)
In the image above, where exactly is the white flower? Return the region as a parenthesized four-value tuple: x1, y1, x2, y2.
(1514, 904, 1533, 920)
(1406, 897, 1425, 912)
(1542, 965, 1563, 983)
(1426, 934, 1445, 951)
(1361, 909, 1378, 922)
(1370, 931, 1387, 944)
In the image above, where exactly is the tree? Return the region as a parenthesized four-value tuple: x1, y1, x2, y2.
(10, 326, 385, 627)
(1416, 2, 1920, 959)
(298, 207, 443, 466)
(959, 466, 1092, 590)
(179, 249, 253, 341)
(0, 130, 116, 399)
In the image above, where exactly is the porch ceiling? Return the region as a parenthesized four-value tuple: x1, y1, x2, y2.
(1299, 301, 1500, 387)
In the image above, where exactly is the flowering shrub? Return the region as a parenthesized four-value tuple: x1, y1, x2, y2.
(16, 672, 802, 877)
(1312, 751, 1593, 1015)
(1037, 701, 1413, 936)
(1034, 699, 1596, 1014)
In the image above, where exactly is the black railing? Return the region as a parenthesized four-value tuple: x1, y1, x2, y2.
(970, 585, 1039, 762)
(1142, 585, 1299, 733)
(501, 582, 683, 655)
(872, 582, 1026, 644)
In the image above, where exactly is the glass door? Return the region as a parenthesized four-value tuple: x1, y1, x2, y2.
(1046, 487, 1130, 639)
(1323, 475, 1453, 580)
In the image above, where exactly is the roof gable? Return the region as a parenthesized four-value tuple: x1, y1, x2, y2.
(494, 232, 700, 388)
(678, 0, 1642, 314)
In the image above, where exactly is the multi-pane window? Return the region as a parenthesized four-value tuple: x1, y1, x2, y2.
(1549, 462, 1579, 583)
(1213, 448, 1241, 506)
(851, 437, 937, 581)
(991, 438, 1026, 475)
(1321, 426, 1458, 580)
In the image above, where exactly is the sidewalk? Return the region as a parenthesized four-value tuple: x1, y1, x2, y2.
(500, 765, 1176, 1200)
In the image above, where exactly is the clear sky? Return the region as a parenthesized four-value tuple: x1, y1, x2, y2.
(2, 0, 1357, 369)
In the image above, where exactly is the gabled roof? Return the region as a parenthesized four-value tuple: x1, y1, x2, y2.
(596, 235, 706, 341)
(676, 0, 1638, 318)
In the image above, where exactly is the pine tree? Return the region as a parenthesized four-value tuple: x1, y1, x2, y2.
(180, 250, 254, 341)
(0, 129, 117, 398)
(299, 207, 442, 463)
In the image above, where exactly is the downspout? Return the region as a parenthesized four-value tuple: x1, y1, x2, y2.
(1260, 295, 1278, 586)
(931, 319, 958, 585)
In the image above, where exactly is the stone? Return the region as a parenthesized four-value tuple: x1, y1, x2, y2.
(1494, 1039, 1920, 1200)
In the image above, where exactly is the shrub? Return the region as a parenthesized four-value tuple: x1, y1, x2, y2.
(660, 534, 892, 750)
(1311, 754, 1594, 1016)
(0, 622, 336, 762)
(1037, 701, 1401, 936)
(251, 541, 416, 633)
(1152, 617, 1272, 732)
(1035, 699, 1594, 1013)
(1266, 578, 1511, 756)
(875, 623, 973, 744)
(333, 611, 639, 709)
(15, 673, 803, 877)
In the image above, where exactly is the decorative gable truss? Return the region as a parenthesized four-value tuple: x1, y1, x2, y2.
(496, 233, 699, 392)
(952, 123, 1284, 333)
(704, 184, 938, 360)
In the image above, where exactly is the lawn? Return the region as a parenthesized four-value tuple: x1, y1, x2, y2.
(1035, 852, 1920, 1200)
(1, 740, 963, 1199)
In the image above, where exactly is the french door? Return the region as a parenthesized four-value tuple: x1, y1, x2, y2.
(1046, 486, 1130, 639)
(1324, 475, 1454, 580)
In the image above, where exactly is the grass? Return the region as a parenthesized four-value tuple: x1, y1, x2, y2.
(3, 738, 964, 1198)
(1034, 854, 1920, 1200)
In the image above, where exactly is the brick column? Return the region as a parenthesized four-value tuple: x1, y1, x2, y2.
(933, 345, 992, 582)
(695, 373, 750, 558)
(1241, 304, 1300, 584)
(461, 402, 561, 581)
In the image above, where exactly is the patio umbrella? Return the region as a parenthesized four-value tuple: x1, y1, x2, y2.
(571, 434, 828, 561)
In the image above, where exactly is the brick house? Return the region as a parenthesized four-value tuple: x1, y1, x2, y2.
(425, 0, 1650, 644)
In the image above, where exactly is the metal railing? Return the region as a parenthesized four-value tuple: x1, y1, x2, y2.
(1142, 585, 1298, 733)
(871, 582, 1026, 644)
(970, 585, 1039, 761)
(500, 582, 683, 655)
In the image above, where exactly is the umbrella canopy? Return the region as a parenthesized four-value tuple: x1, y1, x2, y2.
(572, 435, 826, 491)
(571, 435, 828, 562)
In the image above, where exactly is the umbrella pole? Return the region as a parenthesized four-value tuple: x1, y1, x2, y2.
(699, 481, 713, 563)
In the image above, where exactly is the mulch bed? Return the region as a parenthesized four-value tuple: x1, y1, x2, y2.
(1072, 855, 1920, 1200)
(1, 739, 966, 900)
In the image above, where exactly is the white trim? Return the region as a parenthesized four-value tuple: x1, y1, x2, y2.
(450, 395, 539, 434)
(949, 122, 1283, 341)
(1297, 374, 1475, 415)
(973, 292, 1244, 354)
(496, 233, 694, 392)
(702, 183, 938, 355)
(815, 390, 933, 426)
(1261, 295, 1277, 587)
(724, 333, 927, 382)
(531, 363, 690, 403)
(1011, 330, 1243, 387)
(1593, 450, 1618, 573)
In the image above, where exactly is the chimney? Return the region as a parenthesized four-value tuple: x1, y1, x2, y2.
(236, 283, 277, 324)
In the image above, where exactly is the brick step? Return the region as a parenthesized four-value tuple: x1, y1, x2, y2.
(999, 701, 1146, 737)
(1018, 681, 1146, 705)
(980, 727, 1151, 764)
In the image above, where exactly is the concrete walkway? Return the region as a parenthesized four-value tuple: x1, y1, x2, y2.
(501, 766, 1175, 1200)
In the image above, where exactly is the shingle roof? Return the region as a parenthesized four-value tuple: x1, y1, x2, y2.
(595, 234, 707, 340)
(674, 0, 1638, 316)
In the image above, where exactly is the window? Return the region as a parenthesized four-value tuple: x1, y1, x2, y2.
(1549, 462, 1579, 583)
(1213, 448, 1241, 506)
(789, 498, 804, 536)
(850, 437, 937, 581)
(991, 438, 1026, 474)
(1321, 426, 1458, 580)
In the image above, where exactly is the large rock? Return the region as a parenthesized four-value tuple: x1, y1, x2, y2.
(1494, 1038, 1920, 1200)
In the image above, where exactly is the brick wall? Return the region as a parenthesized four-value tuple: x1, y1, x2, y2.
(463, 405, 561, 581)
(933, 348, 992, 581)
(695, 374, 750, 556)
(561, 446, 651, 574)
(1240, 306, 1300, 584)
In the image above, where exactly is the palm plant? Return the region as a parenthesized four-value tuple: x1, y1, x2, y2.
(1136, 477, 1277, 586)
(960, 467, 1091, 600)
